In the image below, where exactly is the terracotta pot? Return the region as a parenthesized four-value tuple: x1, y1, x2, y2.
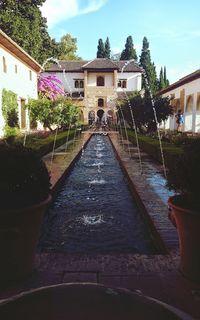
(168, 195, 200, 283)
(0, 195, 51, 281)
(0, 283, 193, 319)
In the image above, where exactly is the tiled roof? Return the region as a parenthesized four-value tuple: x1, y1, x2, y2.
(47, 60, 89, 72)
(114, 60, 142, 72)
(82, 58, 119, 70)
(159, 69, 200, 94)
(46, 58, 142, 73)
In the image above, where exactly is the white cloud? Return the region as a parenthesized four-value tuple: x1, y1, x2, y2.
(41, 0, 107, 28)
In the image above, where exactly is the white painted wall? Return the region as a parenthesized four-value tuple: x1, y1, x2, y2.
(44, 71, 142, 93)
(116, 72, 141, 91)
(162, 77, 200, 132)
(0, 45, 38, 135)
(87, 72, 113, 87)
(44, 72, 84, 94)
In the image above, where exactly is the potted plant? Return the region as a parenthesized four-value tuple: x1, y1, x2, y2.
(167, 138, 200, 283)
(0, 143, 51, 282)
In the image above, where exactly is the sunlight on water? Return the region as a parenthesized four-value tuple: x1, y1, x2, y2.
(89, 179, 106, 185)
(79, 215, 105, 225)
(91, 162, 104, 166)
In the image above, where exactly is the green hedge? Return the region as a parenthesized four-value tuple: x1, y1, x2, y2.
(15, 129, 78, 157)
(123, 129, 183, 170)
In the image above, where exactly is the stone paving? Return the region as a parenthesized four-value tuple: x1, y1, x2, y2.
(0, 131, 200, 319)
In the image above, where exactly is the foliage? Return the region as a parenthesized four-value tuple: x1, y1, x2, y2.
(163, 66, 169, 87)
(2, 89, 19, 128)
(14, 128, 77, 157)
(97, 38, 105, 58)
(104, 37, 111, 59)
(55, 34, 81, 60)
(139, 37, 158, 95)
(167, 139, 200, 208)
(120, 36, 137, 61)
(159, 66, 169, 90)
(0, 0, 53, 64)
(3, 125, 20, 144)
(27, 96, 80, 131)
(118, 92, 173, 133)
(0, 143, 51, 209)
(38, 74, 65, 100)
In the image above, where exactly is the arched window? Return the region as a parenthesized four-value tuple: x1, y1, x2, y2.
(186, 95, 193, 112)
(118, 80, 122, 87)
(97, 76, 104, 86)
(75, 80, 79, 88)
(80, 80, 84, 88)
(122, 80, 127, 88)
(3, 56, 7, 73)
(98, 98, 104, 107)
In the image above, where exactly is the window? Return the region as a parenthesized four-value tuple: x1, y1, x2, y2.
(97, 76, 104, 86)
(3, 56, 7, 73)
(29, 70, 32, 80)
(15, 64, 18, 73)
(98, 98, 104, 107)
(74, 79, 84, 88)
(118, 79, 127, 88)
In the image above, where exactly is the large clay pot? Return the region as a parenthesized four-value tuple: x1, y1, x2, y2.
(0, 195, 51, 281)
(0, 283, 193, 319)
(168, 195, 200, 283)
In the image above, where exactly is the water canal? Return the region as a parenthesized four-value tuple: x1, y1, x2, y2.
(38, 134, 158, 254)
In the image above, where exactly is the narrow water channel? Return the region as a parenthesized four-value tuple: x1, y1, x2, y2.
(38, 134, 157, 254)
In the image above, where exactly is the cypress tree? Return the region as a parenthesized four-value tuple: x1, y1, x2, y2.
(139, 36, 158, 95)
(104, 37, 111, 59)
(159, 67, 165, 90)
(164, 66, 170, 87)
(97, 39, 105, 58)
(120, 36, 137, 61)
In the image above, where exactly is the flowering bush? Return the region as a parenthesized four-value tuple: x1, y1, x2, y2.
(38, 74, 65, 100)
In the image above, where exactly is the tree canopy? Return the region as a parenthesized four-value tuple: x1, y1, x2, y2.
(0, 1, 81, 64)
(0, 0, 53, 64)
(104, 37, 111, 59)
(118, 92, 173, 133)
(120, 36, 137, 61)
(27, 96, 80, 131)
(139, 37, 158, 95)
(97, 38, 105, 58)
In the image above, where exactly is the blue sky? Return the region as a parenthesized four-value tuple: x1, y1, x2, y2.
(41, 0, 200, 83)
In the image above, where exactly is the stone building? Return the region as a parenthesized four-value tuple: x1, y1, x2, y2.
(44, 58, 142, 124)
(0, 29, 42, 136)
(160, 69, 200, 132)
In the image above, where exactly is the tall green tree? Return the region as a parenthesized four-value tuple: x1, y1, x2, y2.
(139, 36, 158, 95)
(0, 0, 53, 64)
(164, 66, 170, 87)
(118, 92, 173, 133)
(97, 38, 105, 58)
(120, 36, 137, 61)
(104, 37, 111, 59)
(56, 34, 81, 60)
(159, 67, 165, 90)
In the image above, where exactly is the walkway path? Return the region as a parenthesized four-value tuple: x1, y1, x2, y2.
(0, 131, 199, 318)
